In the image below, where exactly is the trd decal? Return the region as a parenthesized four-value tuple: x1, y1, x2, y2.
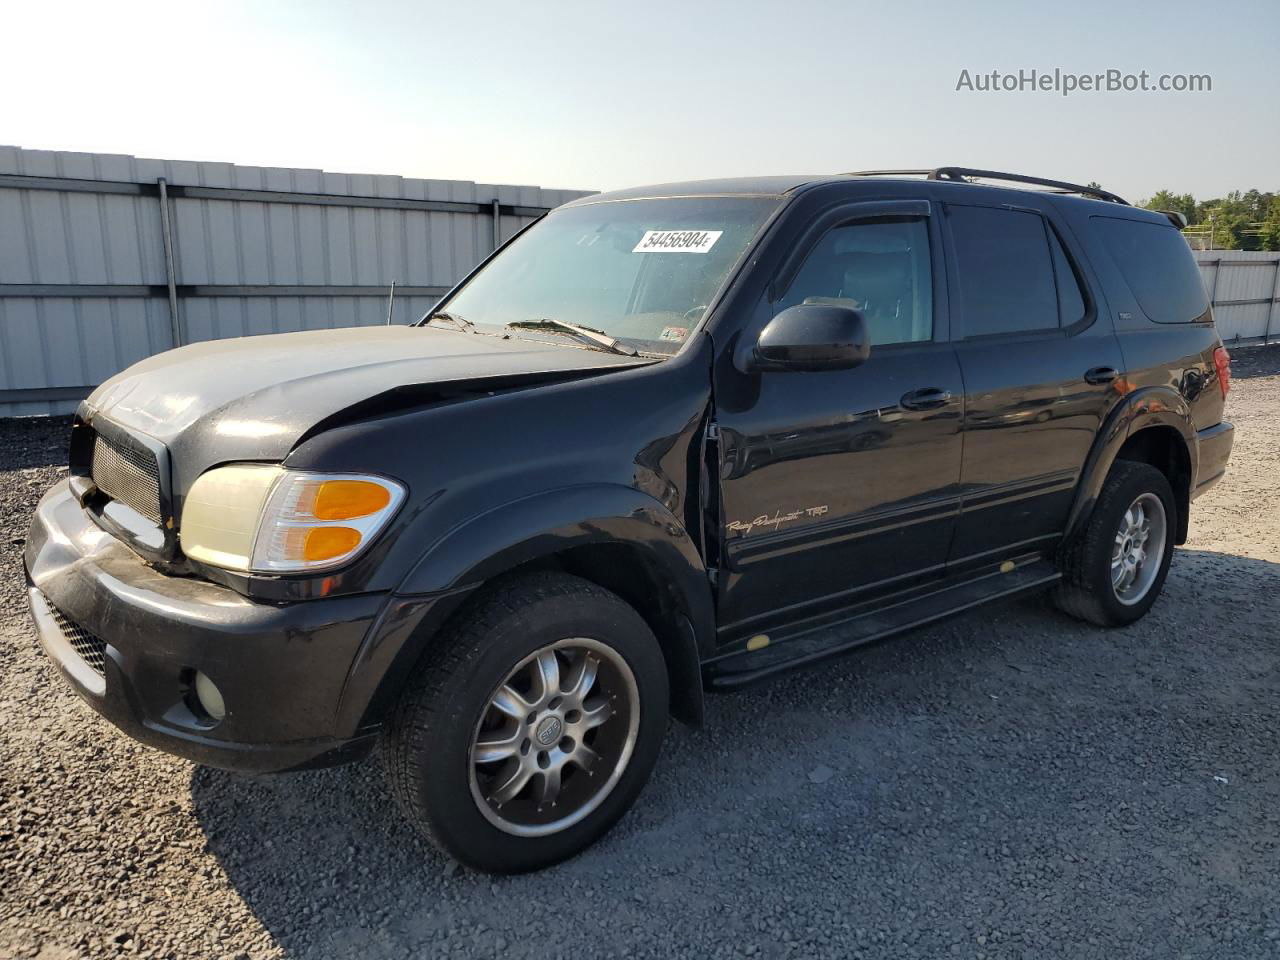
(727, 505, 829, 535)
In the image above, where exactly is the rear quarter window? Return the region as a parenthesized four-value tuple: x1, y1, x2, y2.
(1093, 216, 1209, 324)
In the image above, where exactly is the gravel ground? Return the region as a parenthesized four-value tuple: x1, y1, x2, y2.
(3, 346, 1280, 960)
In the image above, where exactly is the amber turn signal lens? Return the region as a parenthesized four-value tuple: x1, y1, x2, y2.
(310, 480, 393, 520)
(302, 526, 362, 562)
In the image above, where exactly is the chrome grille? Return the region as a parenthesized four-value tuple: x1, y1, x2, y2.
(37, 592, 108, 678)
(91, 432, 162, 524)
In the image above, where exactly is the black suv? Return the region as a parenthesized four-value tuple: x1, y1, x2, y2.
(24, 167, 1234, 873)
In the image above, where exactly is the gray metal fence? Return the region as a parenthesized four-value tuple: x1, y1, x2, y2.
(1193, 250, 1280, 345)
(6, 151, 1274, 419)
(0, 146, 591, 417)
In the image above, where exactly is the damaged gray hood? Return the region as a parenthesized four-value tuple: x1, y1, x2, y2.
(83, 325, 648, 487)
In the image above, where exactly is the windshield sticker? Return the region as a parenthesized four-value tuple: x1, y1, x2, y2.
(659, 325, 689, 342)
(633, 230, 723, 254)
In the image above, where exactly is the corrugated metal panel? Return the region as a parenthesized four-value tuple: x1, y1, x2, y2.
(0, 145, 593, 417)
(1194, 251, 1280, 344)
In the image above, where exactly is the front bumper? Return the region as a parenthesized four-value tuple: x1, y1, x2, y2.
(23, 479, 389, 772)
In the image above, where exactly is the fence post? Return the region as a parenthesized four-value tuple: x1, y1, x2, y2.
(156, 178, 183, 347)
(491, 198, 501, 251)
(1265, 259, 1280, 346)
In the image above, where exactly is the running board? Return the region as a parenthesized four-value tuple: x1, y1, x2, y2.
(704, 560, 1061, 690)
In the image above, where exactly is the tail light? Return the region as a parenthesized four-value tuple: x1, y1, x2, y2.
(1213, 346, 1232, 398)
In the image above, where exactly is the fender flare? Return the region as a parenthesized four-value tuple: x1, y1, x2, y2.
(338, 485, 713, 734)
(1063, 384, 1197, 543)
(399, 483, 708, 604)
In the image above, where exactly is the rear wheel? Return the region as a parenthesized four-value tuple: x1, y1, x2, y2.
(382, 572, 669, 873)
(1053, 460, 1176, 627)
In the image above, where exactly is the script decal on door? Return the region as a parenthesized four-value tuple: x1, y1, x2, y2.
(727, 505, 829, 535)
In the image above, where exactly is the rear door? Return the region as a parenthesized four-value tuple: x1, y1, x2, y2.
(712, 202, 965, 634)
(943, 200, 1124, 570)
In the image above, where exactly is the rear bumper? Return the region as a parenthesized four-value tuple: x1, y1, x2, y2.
(24, 479, 389, 773)
(1193, 420, 1234, 499)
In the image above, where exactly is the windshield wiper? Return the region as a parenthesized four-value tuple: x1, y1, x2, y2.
(423, 310, 475, 333)
(507, 319, 638, 357)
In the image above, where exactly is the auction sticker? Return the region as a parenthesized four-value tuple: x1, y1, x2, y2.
(633, 230, 722, 253)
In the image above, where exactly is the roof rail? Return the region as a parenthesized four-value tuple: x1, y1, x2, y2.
(848, 167, 1130, 206)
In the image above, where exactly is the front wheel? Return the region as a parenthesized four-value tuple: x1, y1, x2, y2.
(1053, 460, 1176, 627)
(381, 572, 669, 873)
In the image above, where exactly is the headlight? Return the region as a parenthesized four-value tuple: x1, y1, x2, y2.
(180, 466, 405, 573)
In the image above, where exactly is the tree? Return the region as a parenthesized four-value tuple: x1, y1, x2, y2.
(1242, 189, 1276, 223)
(1135, 187, 1280, 250)
(1261, 196, 1280, 252)
(1141, 190, 1197, 224)
(1197, 203, 1248, 250)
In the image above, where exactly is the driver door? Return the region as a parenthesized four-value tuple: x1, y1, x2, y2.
(712, 204, 964, 636)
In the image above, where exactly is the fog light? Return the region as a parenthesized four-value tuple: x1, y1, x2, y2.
(193, 671, 226, 721)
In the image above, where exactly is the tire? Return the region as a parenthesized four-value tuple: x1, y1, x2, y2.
(381, 571, 669, 873)
(1053, 460, 1176, 627)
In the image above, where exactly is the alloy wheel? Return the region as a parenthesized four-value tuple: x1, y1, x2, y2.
(1111, 491, 1167, 605)
(468, 637, 640, 837)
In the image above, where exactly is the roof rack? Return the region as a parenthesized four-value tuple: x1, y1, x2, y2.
(847, 167, 1130, 206)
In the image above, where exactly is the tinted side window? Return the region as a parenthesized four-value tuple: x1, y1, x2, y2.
(1047, 226, 1086, 326)
(778, 218, 932, 345)
(949, 206, 1058, 337)
(1093, 216, 1209, 323)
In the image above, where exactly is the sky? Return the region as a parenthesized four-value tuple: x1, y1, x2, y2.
(2, 0, 1276, 202)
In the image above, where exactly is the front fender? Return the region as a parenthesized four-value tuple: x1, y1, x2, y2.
(334, 485, 713, 735)
(399, 483, 709, 607)
(1064, 384, 1196, 541)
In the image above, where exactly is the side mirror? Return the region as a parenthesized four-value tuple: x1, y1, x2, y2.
(751, 303, 870, 372)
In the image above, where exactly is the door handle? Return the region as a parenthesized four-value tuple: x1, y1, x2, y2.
(900, 387, 952, 411)
(1084, 366, 1120, 385)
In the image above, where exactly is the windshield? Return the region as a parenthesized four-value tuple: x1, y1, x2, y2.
(435, 196, 780, 354)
